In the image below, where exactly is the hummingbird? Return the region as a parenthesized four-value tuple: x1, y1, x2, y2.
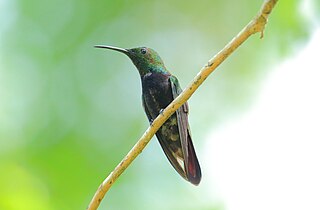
(95, 45, 201, 185)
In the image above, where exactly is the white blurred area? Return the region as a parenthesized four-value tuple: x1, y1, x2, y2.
(204, 16, 320, 210)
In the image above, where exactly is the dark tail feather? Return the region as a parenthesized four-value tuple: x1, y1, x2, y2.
(186, 137, 201, 185)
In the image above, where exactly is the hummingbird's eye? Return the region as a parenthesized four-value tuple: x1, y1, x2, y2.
(141, 48, 147, 54)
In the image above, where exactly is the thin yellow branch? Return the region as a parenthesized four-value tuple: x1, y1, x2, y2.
(87, 0, 278, 209)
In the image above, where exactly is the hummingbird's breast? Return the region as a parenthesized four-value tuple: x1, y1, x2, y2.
(141, 72, 173, 119)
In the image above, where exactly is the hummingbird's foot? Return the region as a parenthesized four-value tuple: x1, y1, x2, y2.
(149, 119, 154, 125)
(159, 109, 164, 115)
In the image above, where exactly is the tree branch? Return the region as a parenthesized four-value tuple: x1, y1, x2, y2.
(87, 0, 278, 209)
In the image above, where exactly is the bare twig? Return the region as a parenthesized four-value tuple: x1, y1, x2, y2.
(87, 0, 278, 209)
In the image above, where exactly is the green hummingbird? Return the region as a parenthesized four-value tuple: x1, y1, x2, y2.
(95, 45, 201, 185)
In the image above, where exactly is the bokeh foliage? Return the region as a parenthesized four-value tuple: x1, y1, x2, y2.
(0, 0, 315, 209)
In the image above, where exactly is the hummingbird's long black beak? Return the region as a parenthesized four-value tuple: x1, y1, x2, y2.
(94, 45, 129, 55)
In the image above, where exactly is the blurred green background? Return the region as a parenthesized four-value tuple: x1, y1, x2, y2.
(0, 0, 318, 209)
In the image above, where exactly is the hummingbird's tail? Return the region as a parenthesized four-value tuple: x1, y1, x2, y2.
(156, 124, 201, 186)
(185, 134, 201, 185)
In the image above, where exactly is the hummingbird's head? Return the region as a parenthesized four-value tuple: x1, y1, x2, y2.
(95, 45, 167, 76)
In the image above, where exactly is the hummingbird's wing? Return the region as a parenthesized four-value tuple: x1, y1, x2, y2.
(142, 90, 188, 181)
(169, 76, 202, 185)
